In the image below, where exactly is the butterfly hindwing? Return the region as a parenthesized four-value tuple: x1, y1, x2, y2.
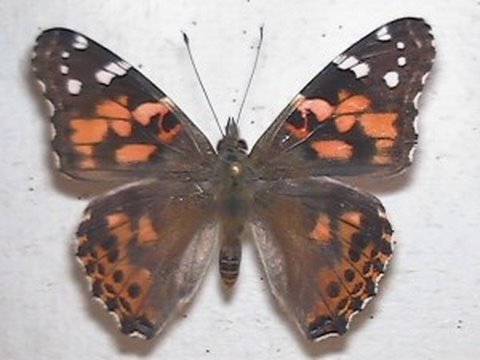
(76, 179, 218, 338)
(250, 18, 435, 178)
(250, 178, 393, 340)
(33, 28, 215, 181)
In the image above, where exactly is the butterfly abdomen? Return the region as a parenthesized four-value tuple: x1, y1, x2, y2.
(217, 185, 251, 288)
(219, 236, 242, 288)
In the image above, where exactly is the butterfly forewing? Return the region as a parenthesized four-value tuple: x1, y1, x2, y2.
(33, 28, 215, 182)
(250, 18, 435, 179)
(76, 179, 218, 338)
(250, 178, 393, 340)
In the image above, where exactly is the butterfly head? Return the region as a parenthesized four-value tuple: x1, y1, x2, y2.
(216, 117, 248, 156)
(214, 117, 249, 181)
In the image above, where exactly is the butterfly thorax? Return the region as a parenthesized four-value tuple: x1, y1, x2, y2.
(214, 119, 252, 287)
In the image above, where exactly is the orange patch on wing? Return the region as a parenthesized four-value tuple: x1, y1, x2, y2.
(96, 99, 131, 119)
(335, 115, 356, 133)
(338, 89, 351, 101)
(137, 215, 158, 244)
(71, 119, 108, 143)
(349, 281, 366, 297)
(77, 235, 88, 247)
(115, 144, 156, 164)
(79, 158, 96, 169)
(297, 98, 334, 122)
(110, 120, 133, 137)
(359, 113, 398, 138)
(341, 212, 362, 227)
(335, 95, 371, 115)
(305, 310, 318, 325)
(132, 102, 170, 126)
(376, 139, 394, 149)
(309, 291, 334, 319)
(75, 145, 94, 156)
(116, 268, 153, 314)
(110, 219, 133, 242)
(308, 300, 331, 324)
(373, 154, 392, 165)
(107, 212, 129, 228)
(284, 122, 312, 139)
(310, 214, 332, 243)
(312, 140, 353, 160)
(373, 139, 394, 164)
(117, 95, 128, 106)
(159, 123, 182, 143)
(338, 223, 358, 245)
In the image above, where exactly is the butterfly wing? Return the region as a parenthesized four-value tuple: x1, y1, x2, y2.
(33, 28, 215, 181)
(76, 179, 218, 338)
(250, 178, 393, 340)
(250, 18, 435, 178)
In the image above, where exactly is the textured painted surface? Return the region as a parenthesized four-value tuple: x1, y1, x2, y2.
(1, 0, 479, 358)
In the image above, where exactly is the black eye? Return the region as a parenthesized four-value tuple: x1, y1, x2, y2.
(238, 139, 248, 151)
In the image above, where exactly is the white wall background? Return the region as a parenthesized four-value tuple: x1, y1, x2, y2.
(1, 0, 479, 359)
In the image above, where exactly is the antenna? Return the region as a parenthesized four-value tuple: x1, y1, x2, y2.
(182, 32, 224, 136)
(236, 26, 264, 125)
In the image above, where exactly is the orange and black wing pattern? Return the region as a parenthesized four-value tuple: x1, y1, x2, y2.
(251, 178, 393, 341)
(76, 179, 218, 338)
(33, 28, 215, 181)
(250, 18, 435, 178)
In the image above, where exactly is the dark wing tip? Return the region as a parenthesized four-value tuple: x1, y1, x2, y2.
(121, 316, 157, 340)
(307, 315, 349, 341)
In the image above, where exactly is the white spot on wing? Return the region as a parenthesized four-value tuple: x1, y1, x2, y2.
(376, 26, 391, 41)
(36, 79, 47, 93)
(397, 56, 406, 67)
(60, 64, 69, 74)
(95, 69, 116, 85)
(73, 35, 88, 50)
(117, 60, 132, 70)
(334, 54, 370, 79)
(61, 51, 70, 59)
(351, 62, 370, 78)
(337, 55, 359, 70)
(46, 99, 55, 116)
(383, 71, 399, 88)
(281, 134, 291, 144)
(408, 144, 417, 162)
(396, 41, 405, 50)
(421, 71, 430, 85)
(52, 150, 61, 169)
(413, 38, 422, 48)
(67, 79, 82, 95)
(95, 61, 131, 85)
(49, 122, 56, 140)
(413, 91, 422, 109)
(333, 53, 347, 65)
(105, 62, 128, 76)
(412, 114, 420, 136)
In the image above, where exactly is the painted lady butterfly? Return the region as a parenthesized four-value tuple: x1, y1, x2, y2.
(32, 18, 434, 341)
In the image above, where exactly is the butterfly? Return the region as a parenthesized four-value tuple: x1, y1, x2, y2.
(32, 18, 435, 341)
